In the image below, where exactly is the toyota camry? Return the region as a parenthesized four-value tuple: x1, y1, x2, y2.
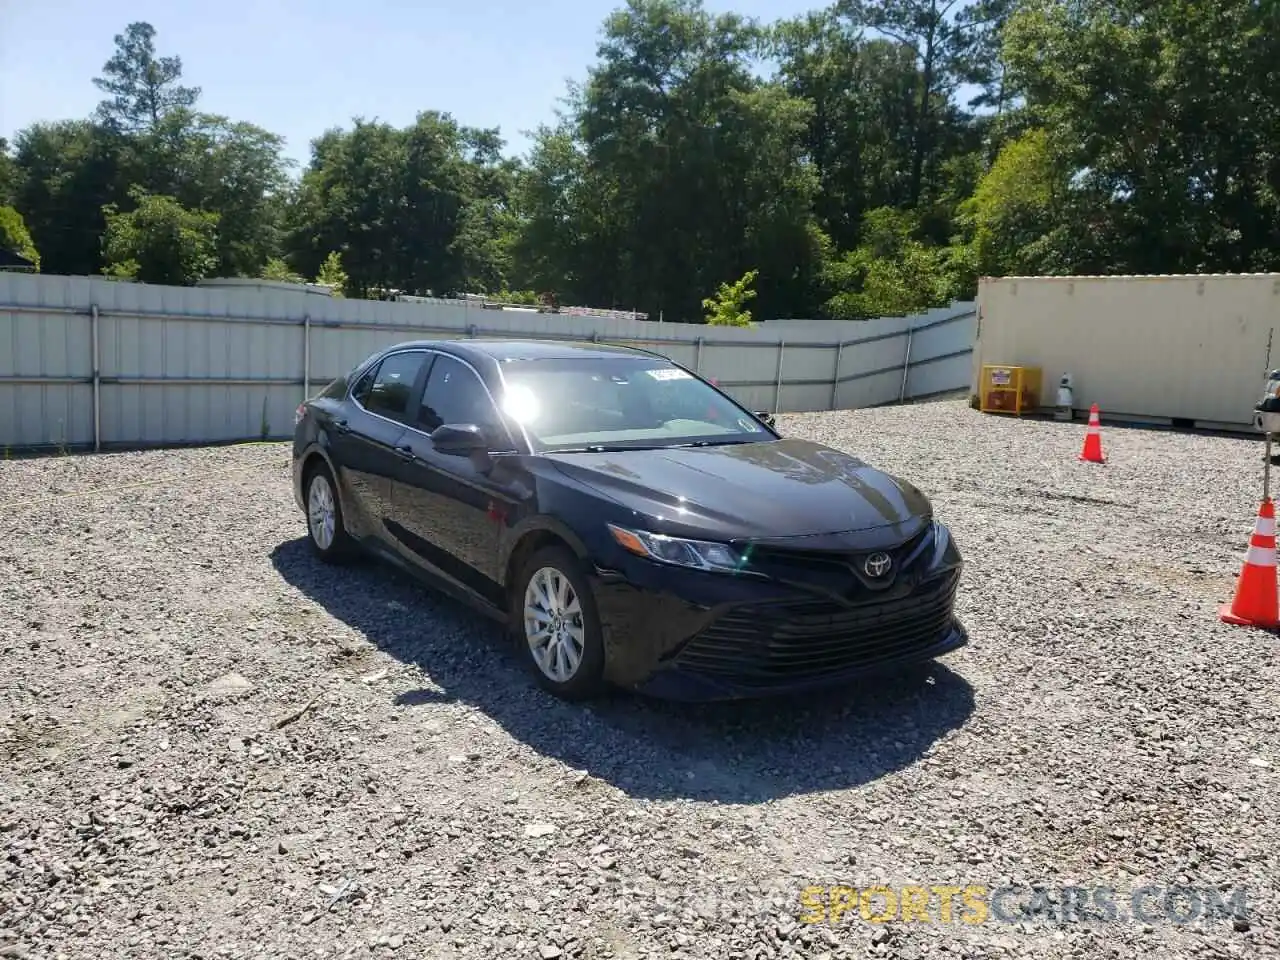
(291, 339, 967, 701)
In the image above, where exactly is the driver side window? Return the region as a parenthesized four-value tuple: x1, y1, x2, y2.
(417, 355, 509, 447)
(354, 351, 429, 423)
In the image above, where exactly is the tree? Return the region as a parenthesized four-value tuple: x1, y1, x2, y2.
(260, 257, 305, 284)
(286, 113, 500, 298)
(513, 0, 823, 322)
(450, 127, 523, 294)
(0, 206, 40, 269)
(770, 14, 922, 249)
(161, 112, 292, 276)
(11, 121, 128, 276)
(11, 25, 285, 281)
(837, 0, 992, 207)
(23, 1, 1280, 314)
(821, 207, 954, 318)
(93, 22, 200, 135)
(959, 127, 1068, 276)
(0, 139, 17, 207)
(315, 251, 348, 296)
(101, 188, 219, 285)
(1003, 0, 1280, 274)
(954, 0, 1017, 117)
(703, 269, 758, 326)
(508, 123, 614, 308)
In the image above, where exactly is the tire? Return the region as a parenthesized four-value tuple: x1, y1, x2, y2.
(303, 461, 357, 563)
(514, 545, 607, 700)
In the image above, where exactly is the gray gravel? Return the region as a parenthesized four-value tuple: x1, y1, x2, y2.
(2, 398, 1276, 959)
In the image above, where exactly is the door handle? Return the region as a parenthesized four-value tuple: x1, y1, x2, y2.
(394, 444, 416, 461)
(332, 418, 351, 434)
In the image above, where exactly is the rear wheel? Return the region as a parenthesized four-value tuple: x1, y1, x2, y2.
(515, 546, 606, 700)
(304, 463, 356, 563)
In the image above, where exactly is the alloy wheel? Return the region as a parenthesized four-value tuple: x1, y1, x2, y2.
(523, 566, 585, 683)
(308, 473, 337, 550)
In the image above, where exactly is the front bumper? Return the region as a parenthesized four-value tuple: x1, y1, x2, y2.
(589, 528, 967, 702)
(638, 619, 968, 701)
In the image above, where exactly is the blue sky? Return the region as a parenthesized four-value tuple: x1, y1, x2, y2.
(0, 0, 825, 170)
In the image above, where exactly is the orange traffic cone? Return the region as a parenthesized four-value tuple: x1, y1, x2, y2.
(1078, 404, 1105, 462)
(1220, 498, 1280, 628)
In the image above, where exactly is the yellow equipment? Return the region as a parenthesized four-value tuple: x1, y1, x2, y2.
(979, 365, 1042, 416)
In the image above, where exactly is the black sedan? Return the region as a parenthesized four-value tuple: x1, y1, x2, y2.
(291, 339, 967, 701)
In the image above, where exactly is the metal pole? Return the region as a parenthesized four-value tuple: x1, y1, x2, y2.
(774, 341, 786, 414)
(302, 314, 311, 400)
(90, 305, 101, 453)
(694, 337, 703, 374)
(831, 341, 844, 410)
(898, 326, 914, 403)
(1266, 433, 1272, 501)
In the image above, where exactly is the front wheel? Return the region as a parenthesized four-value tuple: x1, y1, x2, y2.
(515, 546, 606, 700)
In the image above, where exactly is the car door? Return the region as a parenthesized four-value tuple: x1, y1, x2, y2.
(387, 353, 524, 607)
(329, 350, 433, 539)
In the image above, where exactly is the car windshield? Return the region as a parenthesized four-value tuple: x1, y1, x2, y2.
(497, 356, 771, 452)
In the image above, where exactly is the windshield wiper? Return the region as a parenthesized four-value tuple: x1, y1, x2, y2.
(551, 439, 756, 453)
(672, 439, 755, 448)
(551, 443, 668, 453)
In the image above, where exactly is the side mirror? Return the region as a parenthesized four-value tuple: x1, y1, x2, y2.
(754, 411, 776, 430)
(430, 423, 489, 456)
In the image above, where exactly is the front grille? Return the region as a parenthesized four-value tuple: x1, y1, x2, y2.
(669, 568, 960, 687)
(744, 524, 934, 593)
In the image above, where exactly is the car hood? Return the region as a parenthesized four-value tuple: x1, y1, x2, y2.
(544, 437, 932, 543)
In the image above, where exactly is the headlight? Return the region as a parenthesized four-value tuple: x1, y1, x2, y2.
(607, 523, 747, 573)
(931, 520, 960, 566)
(931, 519, 948, 551)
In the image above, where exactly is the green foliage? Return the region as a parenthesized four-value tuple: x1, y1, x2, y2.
(162, 114, 292, 276)
(93, 22, 200, 134)
(314, 251, 348, 296)
(260, 257, 305, 284)
(101, 188, 219, 285)
(512, 0, 824, 323)
(287, 112, 505, 299)
(0, 205, 40, 269)
(12, 120, 127, 276)
(494, 289, 543, 305)
(5, 4, 1280, 314)
(0, 138, 17, 207)
(13, 24, 288, 282)
(703, 270, 759, 327)
(958, 127, 1063, 277)
(1002, 0, 1280, 273)
(821, 208, 954, 319)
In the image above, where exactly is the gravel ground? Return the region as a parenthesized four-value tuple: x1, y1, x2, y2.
(2, 398, 1277, 960)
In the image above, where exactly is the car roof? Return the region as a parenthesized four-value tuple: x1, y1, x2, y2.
(388, 338, 665, 363)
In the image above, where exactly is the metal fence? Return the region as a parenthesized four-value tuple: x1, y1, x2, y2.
(0, 273, 976, 451)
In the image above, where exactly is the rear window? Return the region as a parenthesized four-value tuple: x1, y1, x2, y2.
(319, 376, 348, 399)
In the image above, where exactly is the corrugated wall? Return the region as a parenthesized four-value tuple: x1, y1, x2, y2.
(973, 274, 1280, 428)
(0, 273, 976, 450)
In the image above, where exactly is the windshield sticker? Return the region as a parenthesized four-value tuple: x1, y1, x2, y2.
(737, 417, 763, 432)
(646, 368, 693, 381)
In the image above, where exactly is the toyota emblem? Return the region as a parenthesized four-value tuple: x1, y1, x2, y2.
(863, 552, 893, 578)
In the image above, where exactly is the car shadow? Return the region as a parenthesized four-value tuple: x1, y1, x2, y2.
(269, 537, 976, 803)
